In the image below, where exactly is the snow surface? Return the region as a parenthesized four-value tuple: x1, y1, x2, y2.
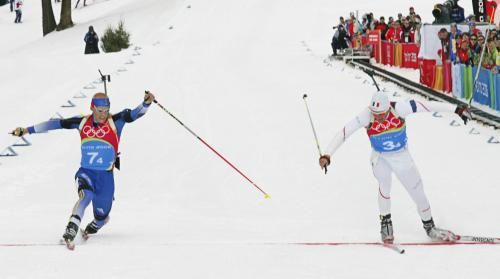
(0, 0, 499, 278)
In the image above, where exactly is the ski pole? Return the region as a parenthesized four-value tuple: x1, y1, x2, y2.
(149, 92, 270, 199)
(468, 5, 497, 106)
(363, 69, 380, 91)
(302, 94, 327, 174)
(98, 69, 111, 96)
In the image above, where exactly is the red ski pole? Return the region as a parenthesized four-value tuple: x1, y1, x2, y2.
(149, 92, 270, 199)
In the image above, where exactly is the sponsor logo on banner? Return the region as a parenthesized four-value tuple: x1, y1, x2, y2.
(476, 81, 489, 98)
(368, 34, 379, 43)
(404, 52, 417, 63)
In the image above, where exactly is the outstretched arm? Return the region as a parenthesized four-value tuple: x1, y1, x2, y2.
(396, 99, 471, 124)
(11, 117, 83, 137)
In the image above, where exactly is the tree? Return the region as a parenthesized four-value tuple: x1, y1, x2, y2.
(42, 0, 57, 36)
(57, 0, 73, 31)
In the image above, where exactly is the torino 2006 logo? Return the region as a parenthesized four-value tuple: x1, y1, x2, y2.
(82, 125, 111, 138)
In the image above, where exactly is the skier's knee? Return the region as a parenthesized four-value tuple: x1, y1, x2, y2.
(76, 175, 94, 192)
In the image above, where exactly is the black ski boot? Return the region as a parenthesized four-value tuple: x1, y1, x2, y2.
(81, 221, 99, 240)
(62, 221, 79, 250)
(380, 214, 394, 244)
(81, 216, 109, 240)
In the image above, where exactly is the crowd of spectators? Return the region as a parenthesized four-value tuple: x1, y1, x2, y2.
(439, 20, 500, 73)
(331, 5, 500, 73)
(331, 7, 422, 56)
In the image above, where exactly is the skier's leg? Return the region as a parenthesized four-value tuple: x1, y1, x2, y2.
(392, 151, 432, 221)
(63, 171, 95, 242)
(371, 153, 394, 243)
(85, 172, 114, 235)
(371, 153, 393, 217)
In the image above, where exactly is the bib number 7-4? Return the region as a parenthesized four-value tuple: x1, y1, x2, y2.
(87, 152, 104, 165)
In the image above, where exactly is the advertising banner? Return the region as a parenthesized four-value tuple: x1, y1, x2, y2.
(452, 63, 463, 98)
(366, 30, 382, 63)
(402, 44, 419, 69)
(472, 67, 492, 106)
(463, 65, 473, 100)
(419, 59, 436, 87)
(434, 65, 444, 91)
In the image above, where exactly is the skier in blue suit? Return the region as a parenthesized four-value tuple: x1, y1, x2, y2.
(11, 91, 155, 249)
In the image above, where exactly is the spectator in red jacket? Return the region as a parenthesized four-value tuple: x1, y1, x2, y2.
(375, 16, 389, 40)
(385, 20, 402, 42)
(457, 39, 472, 65)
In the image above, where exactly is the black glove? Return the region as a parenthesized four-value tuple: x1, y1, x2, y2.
(454, 104, 472, 125)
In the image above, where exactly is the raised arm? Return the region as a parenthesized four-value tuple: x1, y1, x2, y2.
(112, 92, 156, 124)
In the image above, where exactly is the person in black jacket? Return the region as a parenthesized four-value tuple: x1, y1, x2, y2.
(84, 26, 100, 54)
(331, 24, 349, 56)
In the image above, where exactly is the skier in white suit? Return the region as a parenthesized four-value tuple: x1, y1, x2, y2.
(319, 92, 472, 244)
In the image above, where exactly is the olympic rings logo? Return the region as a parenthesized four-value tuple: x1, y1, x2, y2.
(371, 117, 401, 133)
(82, 125, 111, 138)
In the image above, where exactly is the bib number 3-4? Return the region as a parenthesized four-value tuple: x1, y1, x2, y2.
(382, 141, 401, 151)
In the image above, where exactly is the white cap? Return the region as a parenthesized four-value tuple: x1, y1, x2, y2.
(369, 92, 390, 113)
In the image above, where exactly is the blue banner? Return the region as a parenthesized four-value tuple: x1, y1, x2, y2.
(472, 67, 492, 107)
(496, 73, 500, 111)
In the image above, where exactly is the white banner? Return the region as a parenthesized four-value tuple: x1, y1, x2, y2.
(452, 63, 463, 98)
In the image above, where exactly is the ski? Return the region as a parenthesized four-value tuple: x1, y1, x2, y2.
(383, 242, 405, 254)
(455, 235, 500, 244)
(290, 238, 500, 246)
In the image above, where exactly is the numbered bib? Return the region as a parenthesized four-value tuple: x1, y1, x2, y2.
(80, 139, 116, 170)
(369, 127, 407, 152)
